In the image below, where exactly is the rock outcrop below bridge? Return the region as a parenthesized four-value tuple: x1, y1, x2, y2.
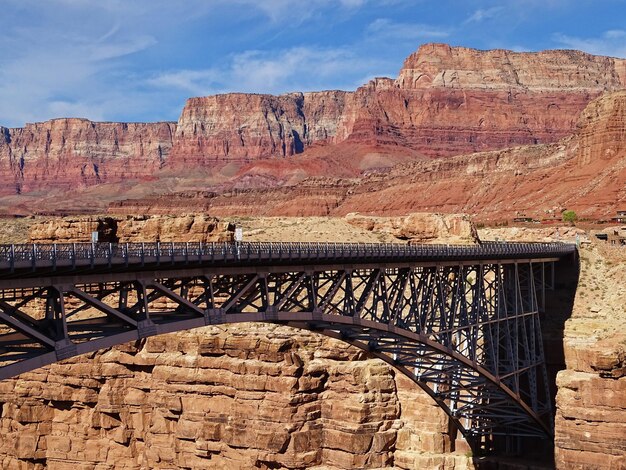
(0, 324, 470, 469)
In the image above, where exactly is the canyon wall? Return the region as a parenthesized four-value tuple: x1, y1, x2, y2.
(396, 44, 626, 91)
(553, 244, 626, 469)
(337, 90, 626, 221)
(171, 91, 348, 166)
(0, 214, 478, 469)
(3, 44, 626, 199)
(114, 90, 624, 221)
(172, 44, 626, 165)
(0, 216, 624, 468)
(0, 325, 471, 470)
(0, 119, 176, 196)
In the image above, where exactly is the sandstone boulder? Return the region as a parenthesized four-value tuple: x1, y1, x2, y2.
(28, 215, 235, 244)
(345, 212, 479, 245)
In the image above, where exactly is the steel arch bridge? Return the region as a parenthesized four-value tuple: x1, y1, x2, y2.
(0, 241, 575, 451)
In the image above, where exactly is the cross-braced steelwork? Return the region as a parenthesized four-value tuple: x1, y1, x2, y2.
(0, 241, 575, 451)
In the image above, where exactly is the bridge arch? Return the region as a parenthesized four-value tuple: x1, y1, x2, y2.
(0, 312, 549, 451)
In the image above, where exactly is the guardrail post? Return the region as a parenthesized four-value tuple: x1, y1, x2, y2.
(9, 244, 14, 273)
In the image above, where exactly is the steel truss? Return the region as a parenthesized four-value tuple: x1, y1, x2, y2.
(0, 259, 555, 449)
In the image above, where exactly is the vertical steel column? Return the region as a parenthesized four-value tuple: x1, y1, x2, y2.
(45, 286, 76, 360)
(134, 280, 157, 337)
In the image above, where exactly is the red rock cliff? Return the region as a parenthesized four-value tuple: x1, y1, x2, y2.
(396, 43, 626, 91)
(170, 91, 348, 165)
(0, 119, 175, 196)
(168, 44, 626, 166)
(114, 90, 626, 221)
(334, 44, 626, 156)
(2, 44, 625, 198)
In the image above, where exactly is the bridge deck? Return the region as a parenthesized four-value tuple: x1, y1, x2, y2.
(0, 241, 575, 283)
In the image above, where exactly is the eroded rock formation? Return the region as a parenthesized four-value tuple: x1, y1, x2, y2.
(345, 212, 479, 245)
(111, 90, 626, 222)
(553, 244, 626, 469)
(171, 44, 626, 165)
(172, 91, 348, 166)
(28, 215, 235, 244)
(0, 324, 472, 469)
(477, 230, 626, 470)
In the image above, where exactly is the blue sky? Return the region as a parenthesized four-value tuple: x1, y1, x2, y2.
(0, 0, 625, 127)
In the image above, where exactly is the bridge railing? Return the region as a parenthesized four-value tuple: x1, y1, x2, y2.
(0, 241, 576, 271)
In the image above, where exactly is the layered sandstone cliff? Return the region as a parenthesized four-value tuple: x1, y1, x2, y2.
(0, 214, 483, 469)
(339, 90, 626, 221)
(0, 215, 622, 469)
(0, 119, 176, 196)
(27, 215, 235, 244)
(0, 324, 472, 470)
(554, 244, 626, 469)
(3, 44, 625, 203)
(345, 212, 479, 245)
(171, 91, 348, 165)
(479, 227, 626, 469)
(115, 90, 625, 221)
(396, 44, 626, 91)
(171, 44, 626, 166)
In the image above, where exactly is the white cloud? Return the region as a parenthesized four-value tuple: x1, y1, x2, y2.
(553, 30, 626, 58)
(148, 70, 223, 96)
(464, 7, 504, 24)
(89, 35, 157, 61)
(366, 18, 449, 41)
(149, 46, 388, 97)
(0, 21, 159, 125)
(0, 0, 394, 126)
(229, 0, 372, 22)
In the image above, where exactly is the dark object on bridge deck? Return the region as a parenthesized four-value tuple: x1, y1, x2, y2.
(0, 241, 576, 453)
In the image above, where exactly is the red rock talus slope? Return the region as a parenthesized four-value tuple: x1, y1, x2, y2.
(0, 119, 176, 196)
(335, 89, 626, 220)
